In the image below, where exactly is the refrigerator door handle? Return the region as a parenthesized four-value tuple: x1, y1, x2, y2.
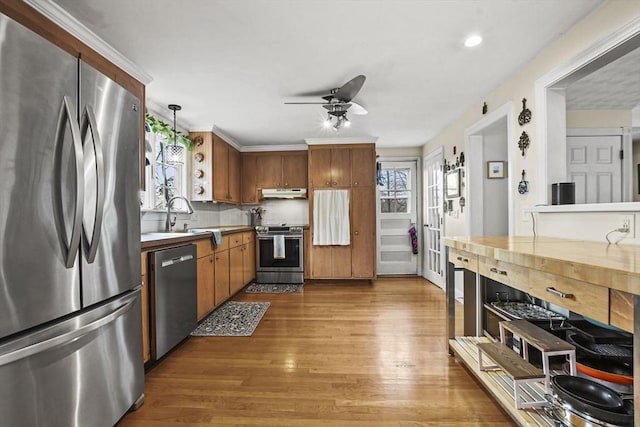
(54, 96, 84, 268)
(81, 105, 105, 263)
(0, 292, 137, 367)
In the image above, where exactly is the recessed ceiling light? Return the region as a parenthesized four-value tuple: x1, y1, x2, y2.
(464, 34, 483, 48)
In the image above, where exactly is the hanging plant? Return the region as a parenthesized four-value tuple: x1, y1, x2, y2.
(145, 113, 194, 150)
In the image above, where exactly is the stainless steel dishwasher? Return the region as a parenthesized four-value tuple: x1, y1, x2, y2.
(150, 244, 197, 360)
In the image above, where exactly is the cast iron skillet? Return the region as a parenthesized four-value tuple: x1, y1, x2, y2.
(551, 375, 625, 414)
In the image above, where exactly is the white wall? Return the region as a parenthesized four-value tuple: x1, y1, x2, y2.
(482, 122, 509, 236)
(423, 0, 640, 244)
(566, 110, 632, 128)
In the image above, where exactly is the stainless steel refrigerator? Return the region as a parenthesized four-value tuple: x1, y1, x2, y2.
(0, 12, 144, 426)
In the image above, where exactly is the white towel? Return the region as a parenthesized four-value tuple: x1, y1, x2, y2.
(313, 189, 350, 246)
(211, 230, 223, 245)
(273, 235, 286, 259)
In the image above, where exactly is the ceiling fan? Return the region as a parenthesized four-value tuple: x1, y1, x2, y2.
(285, 74, 367, 130)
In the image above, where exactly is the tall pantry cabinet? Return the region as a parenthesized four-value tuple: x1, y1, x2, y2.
(307, 144, 376, 279)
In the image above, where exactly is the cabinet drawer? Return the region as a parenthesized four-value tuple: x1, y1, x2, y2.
(228, 232, 243, 248)
(527, 269, 609, 324)
(214, 238, 229, 252)
(479, 257, 528, 290)
(242, 231, 254, 245)
(195, 239, 214, 258)
(448, 248, 478, 272)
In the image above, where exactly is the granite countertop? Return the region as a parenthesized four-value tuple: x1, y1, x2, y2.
(141, 225, 255, 250)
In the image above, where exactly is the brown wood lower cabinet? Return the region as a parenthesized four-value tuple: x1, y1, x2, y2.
(229, 245, 244, 295)
(242, 232, 256, 285)
(196, 255, 215, 320)
(351, 187, 375, 278)
(141, 251, 150, 363)
(214, 248, 230, 306)
(195, 240, 215, 321)
(310, 245, 351, 278)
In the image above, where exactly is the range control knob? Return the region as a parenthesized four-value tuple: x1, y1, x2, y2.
(194, 185, 205, 195)
(194, 152, 204, 162)
(194, 169, 204, 178)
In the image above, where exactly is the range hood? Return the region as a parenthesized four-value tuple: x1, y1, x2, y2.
(261, 188, 307, 199)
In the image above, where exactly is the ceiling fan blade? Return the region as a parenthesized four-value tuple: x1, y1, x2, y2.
(334, 75, 366, 102)
(294, 89, 331, 97)
(349, 101, 368, 115)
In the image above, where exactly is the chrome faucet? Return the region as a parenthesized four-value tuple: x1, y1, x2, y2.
(166, 196, 194, 231)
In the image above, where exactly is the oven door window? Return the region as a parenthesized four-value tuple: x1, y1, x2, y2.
(258, 238, 301, 268)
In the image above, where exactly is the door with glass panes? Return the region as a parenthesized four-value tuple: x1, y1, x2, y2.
(376, 161, 417, 275)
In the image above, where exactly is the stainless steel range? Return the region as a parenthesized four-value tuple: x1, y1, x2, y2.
(255, 225, 304, 284)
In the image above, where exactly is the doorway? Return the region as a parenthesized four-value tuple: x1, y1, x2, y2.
(376, 161, 418, 275)
(423, 148, 444, 288)
(464, 102, 514, 236)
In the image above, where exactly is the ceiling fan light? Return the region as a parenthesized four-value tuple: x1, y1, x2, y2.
(464, 34, 483, 48)
(343, 116, 351, 127)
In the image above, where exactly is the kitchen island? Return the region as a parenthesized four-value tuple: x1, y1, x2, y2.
(443, 236, 638, 426)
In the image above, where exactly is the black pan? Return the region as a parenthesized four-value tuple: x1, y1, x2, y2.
(566, 331, 633, 362)
(552, 375, 625, 412)
(550, 392, 634, 427)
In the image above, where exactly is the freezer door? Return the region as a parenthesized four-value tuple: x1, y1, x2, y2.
(0, 289, 144, 427)
(0, 13, 82, 338)
(79, 61, 142, 307)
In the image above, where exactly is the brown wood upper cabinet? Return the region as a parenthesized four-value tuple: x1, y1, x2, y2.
(190, 131, 240, 204)
(241, 151, 308, 204)
(309, 147, 351, 188)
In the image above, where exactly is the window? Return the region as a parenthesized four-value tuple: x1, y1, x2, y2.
(141, 130, 188, 211)
(379, 166, 411, 213)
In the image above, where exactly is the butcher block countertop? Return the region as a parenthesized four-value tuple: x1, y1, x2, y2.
(141, 225, 254, 250)
(444, 236, 640, 296)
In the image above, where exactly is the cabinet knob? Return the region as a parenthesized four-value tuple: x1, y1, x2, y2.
(354, 181, 358, 186)
(325, 181, 330, 185)
(332, 181, 337, 185)
(194, 169, 204, 178)
(194, 185, 205, 195)
(194, 152, 204, 162)
(354, 231, 359, 235)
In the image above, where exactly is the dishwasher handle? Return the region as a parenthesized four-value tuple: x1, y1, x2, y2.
(161, 254, 194, 268)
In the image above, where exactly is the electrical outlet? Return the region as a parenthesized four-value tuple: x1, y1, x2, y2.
(620, 215, 634, 237)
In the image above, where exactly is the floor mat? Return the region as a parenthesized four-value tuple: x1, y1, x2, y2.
(245, 283, 304, 293)
(191, 301, 270, 336)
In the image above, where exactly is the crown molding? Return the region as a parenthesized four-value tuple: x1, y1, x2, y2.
(241, 144, 308, 153)
(304, 137, 378, 145)
(23, 0, 153, 85)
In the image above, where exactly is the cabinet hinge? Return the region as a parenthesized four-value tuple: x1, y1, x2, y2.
(619, 149, 624, 160)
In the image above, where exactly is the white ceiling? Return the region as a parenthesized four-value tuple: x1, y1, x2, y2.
(566, 45, 640, 110)
(51, 0, 602, 148)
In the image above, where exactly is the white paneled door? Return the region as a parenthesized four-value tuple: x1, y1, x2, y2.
(376, 161, 418, 275)
(423, 149, 444, 289)
(567, 135, 622, 204)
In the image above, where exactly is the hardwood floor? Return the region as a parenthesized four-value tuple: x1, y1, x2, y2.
(119, 277, 513, 426)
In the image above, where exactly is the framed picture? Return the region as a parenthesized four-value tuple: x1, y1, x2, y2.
(445, 169, 461, 198)
(487, 161, 507, 179)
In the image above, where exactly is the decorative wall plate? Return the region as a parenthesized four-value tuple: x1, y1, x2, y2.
(518, 131, 530, 156)
(518, 98, 531, 126)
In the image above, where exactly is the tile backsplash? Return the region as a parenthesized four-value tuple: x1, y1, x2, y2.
(140, 199, 309, 233)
